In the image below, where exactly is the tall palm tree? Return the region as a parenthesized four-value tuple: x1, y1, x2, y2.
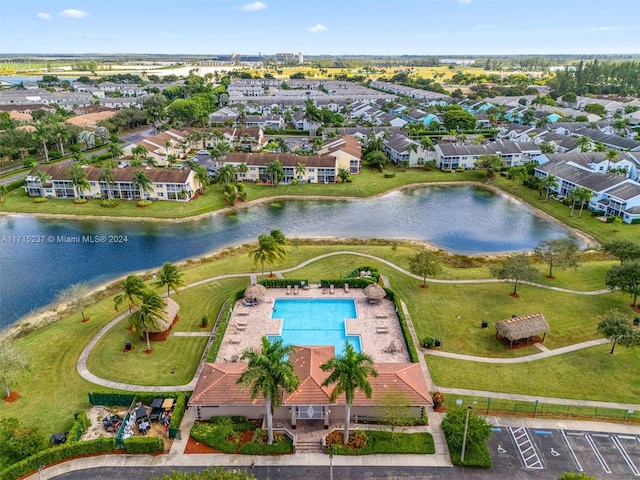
(507, 165, 527, 189)
(303, 99, 322, 136)
(270, 229, 287, 260)
(573, 186, 593, 218)
(114, 274, 146, 327)
(294, 162, 307, 180)
(35, 170, 52, 188)
(265, 160, 284, 187)
(215, 164, 236, 186)
(0, 184, 7, 203)
(107, 142, 123, 160)
(250, 234, 281, 278)
(236, 162, 249, 177)
(237, 337, 300, 445)
(67, 164, 90, 198)
(576, 135, 592, 152)
(129, 289, 166, 352)
(34, 123, 51, 162)
(193, 165, 209, 193)
(131, 144, 148, 160)
(51, 123, 70, 157)
(321, 342, 378, 445)
(132, 169, 153, 200)
(605, 149, 619, 172)
(99, 167, 115, 200)
(541, 174, 559, 202)
(155, 262, 185, 297)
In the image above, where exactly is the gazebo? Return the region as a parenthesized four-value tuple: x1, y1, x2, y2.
(495, 313, 550, 349)
(363, 283, 387, 303)
(147, 298, 180, 341)
(244, 283, 268, 301)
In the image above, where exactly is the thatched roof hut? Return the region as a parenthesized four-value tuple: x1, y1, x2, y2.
(244, 283, 268, 300)
(363, 283, 387, 302)
(147, 298, 180, 333)
(495, 313, 549, 348)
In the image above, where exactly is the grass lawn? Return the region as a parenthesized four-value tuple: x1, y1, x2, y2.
(327, 430, 435, 455)
(427, 342, 640, 404)
(0, 167, 485, 219)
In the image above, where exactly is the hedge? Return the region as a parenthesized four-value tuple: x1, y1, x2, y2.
(259, 278, 309, 288)
(6, 178, 25, 192)
(169, 393, 188, 432)
(345, 266, 381, 282)
(384, 289, 419, 363)
(319, 278, 374, 289)
(88, 392, 183, 406)
(68, 411, 91, 443)
(0, 438, 117, 480)
(205, 293, 237, 362)
(191, 418, 293, 455)
(446, 438, 493, 468)
(239, 435, 293, 455)
(123, 436, 164, 454)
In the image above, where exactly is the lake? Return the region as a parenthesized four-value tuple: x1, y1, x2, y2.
(0, 186, 581, 327)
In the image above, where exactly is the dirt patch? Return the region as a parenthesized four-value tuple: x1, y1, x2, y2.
(184, 436, 221, 454)
(3, 391, 20, 403)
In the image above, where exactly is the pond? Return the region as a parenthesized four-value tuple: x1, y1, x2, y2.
(0, 185, 582, 327)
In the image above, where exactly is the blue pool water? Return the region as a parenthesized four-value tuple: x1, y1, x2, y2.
(268, 299, 361, 355)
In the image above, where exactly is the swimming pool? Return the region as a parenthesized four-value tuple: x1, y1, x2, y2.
(267, 298, 361, 355)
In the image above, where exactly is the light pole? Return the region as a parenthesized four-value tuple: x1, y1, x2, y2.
(329, 453, 334, 480)
(461, 405, 472, 464)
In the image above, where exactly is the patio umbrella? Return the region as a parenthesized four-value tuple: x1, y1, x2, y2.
(363, 283, 386, 301)
(244, 283, 268, 300)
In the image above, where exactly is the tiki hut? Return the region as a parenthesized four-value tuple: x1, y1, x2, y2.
(495, 313, 550, 349)
(244, 283, 268, 301)
(147, 298, 180, 341)
(363, 283, 387, 303)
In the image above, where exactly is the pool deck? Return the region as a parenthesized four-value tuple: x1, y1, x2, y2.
(216, 286, 410, 364)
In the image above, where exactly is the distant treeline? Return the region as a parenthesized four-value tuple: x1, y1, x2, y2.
(550, 60, 640, 96)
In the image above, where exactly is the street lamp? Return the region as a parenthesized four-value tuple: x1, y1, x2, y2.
(461, 405, 472, 463)
(329, 453, 334, 480)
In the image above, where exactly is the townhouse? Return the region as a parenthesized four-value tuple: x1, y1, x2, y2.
(434, 140, 541, 169)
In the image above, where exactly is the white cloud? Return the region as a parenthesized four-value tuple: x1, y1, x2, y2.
(589, 26, 617, 32)
(458, 0, 472, 4)
(36, 12, 52, 20)
(59, 9, 88, 18)
(240, 1, 266, 12)
(307, 24, 328, 33)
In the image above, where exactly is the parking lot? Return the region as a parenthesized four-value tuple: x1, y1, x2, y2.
(488, 425, 640, 478)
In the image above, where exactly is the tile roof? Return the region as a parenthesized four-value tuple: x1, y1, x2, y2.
(224, 152, 337, 168)
(535, 156, 627, 192)
(31, 164, 193, 184)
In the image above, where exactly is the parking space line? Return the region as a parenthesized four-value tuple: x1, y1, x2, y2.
(509, 427, 544, 469)
(561, 430, 583, 472)
(612, 435, 640, 476)
(585, 433, 612, 474)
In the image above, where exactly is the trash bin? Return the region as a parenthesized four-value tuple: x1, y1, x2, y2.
(634, 317, 640, 326)
(434, 338, 441, 348)
(124, 341, 131, 351)
(481, 320, 488, 328)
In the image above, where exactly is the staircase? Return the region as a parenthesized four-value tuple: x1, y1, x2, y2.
(295, 439, 324, 454)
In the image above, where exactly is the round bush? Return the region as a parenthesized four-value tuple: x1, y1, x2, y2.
(33, 197, 49, 203)
(137, 200, 153, 207)
(73, 198, 88, 204)
(101, 199, 121, 208)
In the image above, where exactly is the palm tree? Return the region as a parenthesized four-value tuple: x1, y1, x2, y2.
(506, 165, 527, 189)
(364, 150, 389, 172)
(573, 186, 593, 218)
(35, 170, 52, 188)
(237, 337, 300, 445)
(321, 342, 378, 445)
(265, 160, 284, 187)
(132, 169, 153, 200)
(250, 234, 281, 278)
(99, 167, 115, 200)
(67, 164, 90, 198)
(236, 162, 249, 178)
(51, 123, 70, 157)
(605, 149, 619, 172)
(114, 275, 146, 327)
(216, 164, 236, 186)
(129, 289, 166, 352)
(155, 262, 185, 297)
(294, 162, 307, 180)
(34, 123, 51, 162)
(270, 229, 287, 260)
(107, 142, 123, 160)
(541, 174, 559, 202)
(303, 99, 322, 136)
(0, 184, 7, 203)
(131, 144, 148, 160)
(193, 165, 209, 193)
(576, 135, 592, 152)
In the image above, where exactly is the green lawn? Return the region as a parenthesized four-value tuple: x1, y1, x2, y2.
(427, 342, 640, 404)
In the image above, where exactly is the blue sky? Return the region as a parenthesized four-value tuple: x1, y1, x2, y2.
(1, 0, 640, 56)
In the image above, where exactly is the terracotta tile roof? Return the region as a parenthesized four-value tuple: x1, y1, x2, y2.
(321, 135, 362, 158)
(190, 347, 432, 408)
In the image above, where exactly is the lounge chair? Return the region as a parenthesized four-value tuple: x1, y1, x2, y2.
(228, 337, 241, 344)
(294, 285, 299, 295)
(376, 326, 389, 334)
(329, 284, 335, 294)
(344, 283, 350, 293)
(376, 313, 388, 319)
(286, 285, 292, 295)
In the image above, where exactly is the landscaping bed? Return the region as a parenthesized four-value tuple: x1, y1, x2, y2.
(325, 429, 435, 455)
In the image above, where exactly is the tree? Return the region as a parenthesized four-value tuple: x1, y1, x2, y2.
(34, 122, 51, 162)
(584, 103, 606, 116)
(475, 155, 505, 179)
(575, 135, 592, 152)
(132, 169, 153, 200)
(269, 229, 287, 261)
(265, 160, 284, 186)
(540, 142, 555, 154)
(606, 260, 640, 306)
(602, 239, 640, 265)
(67, 164, 90, 198)
(130, 288, 166, 352)
(78, 130, 95, 150)
(441, 407, 492, 453)
(441, 108, 477, 131)
(155, 262, 185, 297)
(58, 282, 92, 321)
(215, 164, 236, 187)
(99, 167, 115, 200)
(0, 418, 45, 464)
(51, 123, 71, 157)
(193, 165, 210, 193)
(0, 184, 7, 203)
(506, 165, 527, 189)
(294, 161, 307, 180)
(409, 250, 442, 287)
(572, 186, 593, 218)
(490, 254, 538, 296)
(534, 238, 581, 278)
(364, 150, 389, 172)
(0, 340, 29, 398)
(321, 341, 378, 445)
(114, 274, 146, 329)
(337, 167, 351, 183)
(540, 174, 559, 202)
(237, 337, 300, 445)
(250, 233, 284, 278)
(597, 309, 640, 354)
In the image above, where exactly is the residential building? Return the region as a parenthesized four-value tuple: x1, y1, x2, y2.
(434, 140, 541, 169)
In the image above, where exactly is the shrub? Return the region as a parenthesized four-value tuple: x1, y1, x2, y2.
(239, 432, 293, 454)
(101, 199, 121, 208)
(384, 173, 396, 178)
(68, 412, 91, 442)
(34, 197, 49, 203)
(422, 336, 435, 348)
(442, 408, 492, 468)
(73, 198, 88, 204)
(169, 393, 188, 431)
(431, 391, 445, 408)
(326, 430, 434, 455)
(123, 436, 164, 454)
(137, 200, 153, 207)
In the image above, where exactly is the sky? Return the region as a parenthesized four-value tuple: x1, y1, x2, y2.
(1, 0, 640, 56)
